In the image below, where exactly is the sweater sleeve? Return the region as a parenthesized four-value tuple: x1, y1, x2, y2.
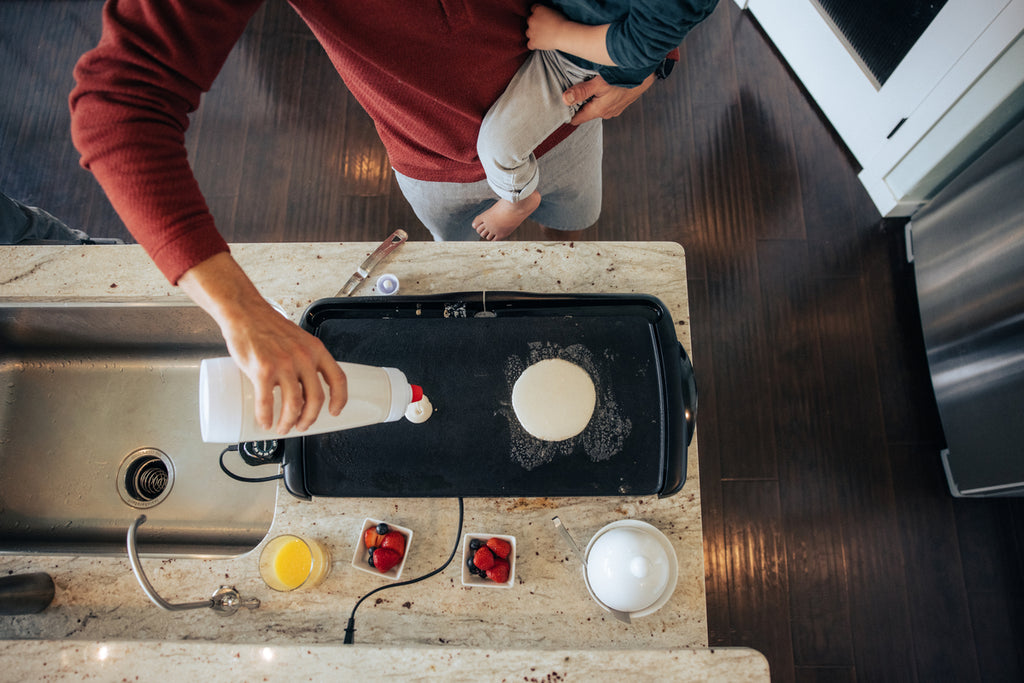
(69, 0, 264, 284)
(605, 0, 718, 71)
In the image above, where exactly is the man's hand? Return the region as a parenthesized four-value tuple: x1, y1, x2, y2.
(564, 73, 656, 125)
(218, 295, 347, 436)
(178, 252, 347, 435)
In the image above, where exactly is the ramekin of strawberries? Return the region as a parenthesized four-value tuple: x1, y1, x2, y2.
(351, 518, 413, 581)
(461, 533, 516, 588)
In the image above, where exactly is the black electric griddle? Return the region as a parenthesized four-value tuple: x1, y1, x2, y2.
(281, 292, 696, 499)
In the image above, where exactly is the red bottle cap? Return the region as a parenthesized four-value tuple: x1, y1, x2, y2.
(411, 385, 424, 403)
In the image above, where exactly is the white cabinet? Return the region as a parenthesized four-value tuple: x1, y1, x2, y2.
(737, 0, 1024, 216)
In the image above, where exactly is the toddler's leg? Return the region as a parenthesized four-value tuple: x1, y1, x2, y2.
(474, 51, 593, 240)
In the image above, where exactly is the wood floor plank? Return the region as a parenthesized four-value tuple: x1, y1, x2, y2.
(689, 277, 731, 646)
(684, 4, 778, 481)
(638, 54, 703, 266)
(812, 274, 917, 682)
(732, 10, 805, 241)
(794, 667, 856, 683)
(953, 499, 1024, 682)
(722, 480, 795, 681)
(704, 261, 778, 480)
(598, 96, 651, 242)
(889, 443, 980, 682)
(285, 38, 359, 241)
(757, 239, 854, 667)
(188, 12, 269, 241)
(861, 219, 944, 445)
(965, 588, 1024, 682)
(337, 96, 393, 201)
(228, 25, 310, 242)
(684, 0, 758, 260)
(783, 71, 871, 281)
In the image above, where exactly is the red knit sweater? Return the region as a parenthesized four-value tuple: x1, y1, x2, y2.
(70, 0, 570, 283)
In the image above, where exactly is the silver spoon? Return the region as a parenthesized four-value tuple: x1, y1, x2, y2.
(552, 516, 631, 624)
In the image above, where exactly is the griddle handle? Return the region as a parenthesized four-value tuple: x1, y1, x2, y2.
(679, 343, 697, 448)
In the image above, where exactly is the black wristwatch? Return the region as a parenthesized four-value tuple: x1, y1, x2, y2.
(655, 56, 676, 80)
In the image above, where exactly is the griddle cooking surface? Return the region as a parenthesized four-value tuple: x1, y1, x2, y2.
(283, 294, 686, 498)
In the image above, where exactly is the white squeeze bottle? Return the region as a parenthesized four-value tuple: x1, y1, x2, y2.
(198, 356, 424, 443)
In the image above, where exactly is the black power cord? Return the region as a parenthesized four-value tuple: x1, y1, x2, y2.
(217, 443, 463, 642)
(344, 496, 465, 644)
(218, 445, 284, 484)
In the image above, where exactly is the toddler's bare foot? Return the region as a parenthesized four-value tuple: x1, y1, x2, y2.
(473, 191, 542, 241)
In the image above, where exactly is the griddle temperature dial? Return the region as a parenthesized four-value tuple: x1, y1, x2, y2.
(239, 440, 284, 465)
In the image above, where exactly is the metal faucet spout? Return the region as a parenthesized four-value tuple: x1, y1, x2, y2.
(127, 515, 260, 615)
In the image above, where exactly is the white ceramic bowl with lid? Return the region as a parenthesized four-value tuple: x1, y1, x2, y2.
(583, 520, 678, 617)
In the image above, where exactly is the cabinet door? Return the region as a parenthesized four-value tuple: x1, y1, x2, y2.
(743, 0, 1009, 165)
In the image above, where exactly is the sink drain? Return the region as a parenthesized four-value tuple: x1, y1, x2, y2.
(117, 448, 174, 509)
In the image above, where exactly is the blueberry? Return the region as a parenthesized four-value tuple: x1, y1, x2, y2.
(376, 522, 390, 536)
(466, 557, 476, 571)
(367, 548, 376, 567)
(469, 538, 483, 551)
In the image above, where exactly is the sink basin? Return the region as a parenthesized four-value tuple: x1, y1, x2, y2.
(0, 302, 277, 558)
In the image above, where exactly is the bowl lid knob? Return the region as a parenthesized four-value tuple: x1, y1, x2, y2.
(630, 556, 650, 578)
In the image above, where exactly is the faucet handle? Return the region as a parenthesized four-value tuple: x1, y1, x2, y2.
(211, 586, 261, 615)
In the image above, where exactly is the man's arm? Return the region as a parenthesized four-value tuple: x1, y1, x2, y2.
(69, 0, 265, 284)
(70, 0, 347, 435)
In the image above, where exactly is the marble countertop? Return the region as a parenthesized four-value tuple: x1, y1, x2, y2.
(0, 242, 767, 680)
(0, 641, 768, 681)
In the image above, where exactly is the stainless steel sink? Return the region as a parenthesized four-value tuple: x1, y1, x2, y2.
(0, 302, 277, 557)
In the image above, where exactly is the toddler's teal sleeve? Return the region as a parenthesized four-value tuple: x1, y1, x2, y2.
(605, 0, 719, 70)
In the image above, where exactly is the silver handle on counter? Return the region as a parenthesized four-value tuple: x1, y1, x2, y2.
(127, 515, 260, 615)
(552, 516, 587, 564)
(336, 229, 409, 296)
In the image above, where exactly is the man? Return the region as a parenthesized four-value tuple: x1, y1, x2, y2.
(70, 0, 659, 436)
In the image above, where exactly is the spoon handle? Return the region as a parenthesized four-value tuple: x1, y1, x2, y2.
(552, 516, 586, 564)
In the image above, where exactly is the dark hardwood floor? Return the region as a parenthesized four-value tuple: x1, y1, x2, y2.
(2, 2, 1022, 680)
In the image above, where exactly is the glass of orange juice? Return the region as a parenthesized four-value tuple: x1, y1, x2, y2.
(258, 534, 331, 591)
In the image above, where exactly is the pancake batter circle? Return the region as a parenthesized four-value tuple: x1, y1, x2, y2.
(512, 358, 596, 441)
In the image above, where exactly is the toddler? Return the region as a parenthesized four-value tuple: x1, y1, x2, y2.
(473, 1, 718, 240)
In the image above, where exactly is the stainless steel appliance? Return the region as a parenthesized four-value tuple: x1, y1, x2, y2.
(909, 116, 1024, 496)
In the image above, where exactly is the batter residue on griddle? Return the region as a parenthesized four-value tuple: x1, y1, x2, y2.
(502, 342, 632, 471)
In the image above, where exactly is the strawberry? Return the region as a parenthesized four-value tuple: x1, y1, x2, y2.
(370, 547, 401, 573)
(486, 558, 510, 584)
(380, 530, 406, 558)
(473, 546, 495, 571)
(363, 527, 384, 549)
(486, 537, 511, 560)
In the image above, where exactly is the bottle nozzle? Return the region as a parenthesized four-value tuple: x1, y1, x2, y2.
(411, 385, 424, 403)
